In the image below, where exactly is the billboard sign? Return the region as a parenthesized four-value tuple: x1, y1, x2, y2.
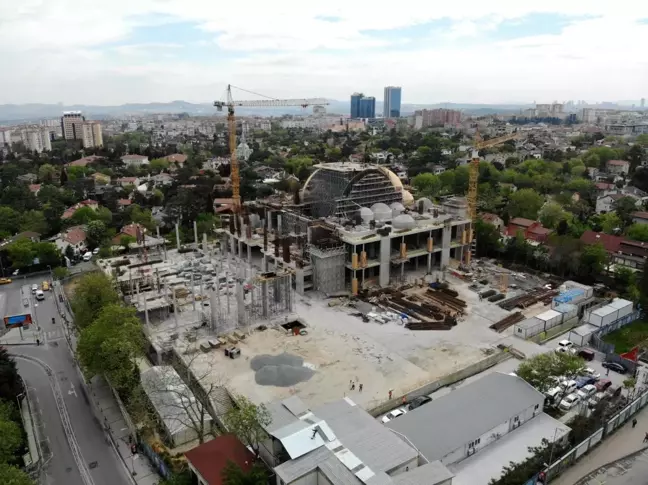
(3, 313, 32, 329)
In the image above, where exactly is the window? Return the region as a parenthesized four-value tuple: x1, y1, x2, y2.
(514, 416, 519, 422)
(534, 404, 540, 410)
(468, 438, 481, 448)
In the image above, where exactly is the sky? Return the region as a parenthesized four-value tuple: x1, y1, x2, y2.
(0, 0, 647, 105)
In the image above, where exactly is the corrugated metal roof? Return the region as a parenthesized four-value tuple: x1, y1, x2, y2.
(392, 461, 454, 485)
(570, 324, 598, 337)
(536, 309, 560, 321)
(387, 373, 544, 463)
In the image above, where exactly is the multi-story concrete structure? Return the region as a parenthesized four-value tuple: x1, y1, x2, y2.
(220, 163, 472, 295)
(79, 122, 103, 148)
(0, 128, 12, 149)
(383, 86, 402, 118)
(61, 111, 85, 140)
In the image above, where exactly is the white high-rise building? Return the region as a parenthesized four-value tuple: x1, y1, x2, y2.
(0, 129, 12, 148)
(80, 122, 103, 148)
(22, 129, 52, 153)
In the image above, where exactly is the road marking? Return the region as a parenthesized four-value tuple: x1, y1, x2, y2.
(68, 383, 77, 398)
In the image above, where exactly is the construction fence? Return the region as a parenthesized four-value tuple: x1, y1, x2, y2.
(368, 349, 513, 417)
(521, 388, 648, 485)
(589, 310, 642, 354)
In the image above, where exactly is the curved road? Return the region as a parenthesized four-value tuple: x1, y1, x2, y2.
(3, 275, 131, 485)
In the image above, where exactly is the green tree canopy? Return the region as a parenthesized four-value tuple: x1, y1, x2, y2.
(0, 207, 20, 236)
(598, 212, 623, 234)
(538, 202, 568, 229)
(38, 163, 56, 184)
(516, 352, 586, 393)
(580, 243, 608, 278)
(614, 196, 639, 226)
(149, 158, 170, 172)
(627, 223, 648, 242)
(77, 304, 144, 392)
(19, 210, 47, 235)
(0, 348, 23, 403)
(0, 402, 22, 464)
(224, 395, 271, 457)
(71, 272, 120, 327)
(0, 463, 33, 485)
(508, 188, 544, 220)
(411, 173, 442, 198)
(85, 220, 107, 248)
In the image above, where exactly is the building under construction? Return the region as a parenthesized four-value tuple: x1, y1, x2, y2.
(221, 162, 473, 295)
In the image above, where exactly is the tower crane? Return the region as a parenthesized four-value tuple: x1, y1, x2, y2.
(467, 131, 522, 220)
(214, 84, 328, 214)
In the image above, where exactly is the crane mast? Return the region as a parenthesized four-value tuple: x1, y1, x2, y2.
(214, 84, 328, 214)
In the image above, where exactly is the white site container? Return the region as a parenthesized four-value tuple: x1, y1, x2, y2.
(514, 317, 544, 340)
(536, 309, 563, 331)
(568, 324, 598, 347)
(608, 298, 633, 319)
(554, 303, 577, 322)
(564, 280, 594, 300)
(586, 305, 618, 328)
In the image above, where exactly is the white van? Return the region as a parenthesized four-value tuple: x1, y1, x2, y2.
(35, 290, 45, 301)
(83, 252, 93, 262)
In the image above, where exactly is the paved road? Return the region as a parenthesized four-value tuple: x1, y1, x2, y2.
(3, 274, 131, 485)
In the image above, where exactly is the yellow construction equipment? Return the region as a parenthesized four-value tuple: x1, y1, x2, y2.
(214, 85, 328, 214)
(467, 131, 522, 221)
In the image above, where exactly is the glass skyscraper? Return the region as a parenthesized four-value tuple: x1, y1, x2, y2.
(383, 86, 402, 118)
(350, 93, 375, 119)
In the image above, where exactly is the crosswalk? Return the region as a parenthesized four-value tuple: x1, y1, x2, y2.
(43, 328, 65, 342)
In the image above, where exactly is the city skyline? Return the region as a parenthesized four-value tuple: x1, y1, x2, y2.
(1, 2, 647, 105)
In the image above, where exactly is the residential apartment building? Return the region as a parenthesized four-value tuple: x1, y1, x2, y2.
(383, 86, 402, 118)
(22, 129, 52, 153)
(80, 122, 103, 148)
(120, 154, 149, 167)
(0, 128, 13, 149)
(61, 111, 85, 140)
(606, 159, 630, 175)
(414, 109, 462, 129)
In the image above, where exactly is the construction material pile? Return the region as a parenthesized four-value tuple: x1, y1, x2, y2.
(490, 312, 525, 332)
(498, 288, 558, 311)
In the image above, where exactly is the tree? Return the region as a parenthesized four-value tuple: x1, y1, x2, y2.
(474, 219, 501, 257)
(0, 464, 33, 485)
(0, 348, 23, 403)
(579, 243, 608, 279)
(625, 145, 645, 173)
(599, 212, 622, 234)
(33, 242, 61, 267)
(614, 196, 639, 227)
(19, 210, 47, 235)
(640, 259, 648, 306)
(0, 207, 20, 236)
(70, 206, 98, 225)
(224, 395, 271, 457)
(516, 352, 586, 393)
(71, 272, 120, 327)
(5, 239, 35, 269)
(627, 223, 648, 242)
(538, 202, 568, 229)
(149, 158, 170, 172)
(222, 461, 267, 485)
(38, 163, 57, 183)
(77, 304, 144, 392)
(508, 188, 544, 219)
(636, 134, 648, 148)
(0, 402, 22, 464)
(411, 173, 442, 197)
(86, 220, 107, 248)
(53, 267, 69, 280)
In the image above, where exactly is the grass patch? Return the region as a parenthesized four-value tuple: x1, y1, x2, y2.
(602, 320, 648, 353)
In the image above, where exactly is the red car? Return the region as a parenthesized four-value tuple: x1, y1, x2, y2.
(595, 379, 612, 392)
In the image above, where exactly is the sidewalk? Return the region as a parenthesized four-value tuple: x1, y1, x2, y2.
(54, 282, 159, 485)
(552, 404, 648, 485)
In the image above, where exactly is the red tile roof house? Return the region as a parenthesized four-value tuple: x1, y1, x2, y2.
(65, 155, 103, 167)
(61, 199, 99, 220)
(606, 159, 630, 175)
(54, 225, 88, 255)
(28, 183, 41, 195)
(185, 434, 257, 485)
(165, 153, 188, 170)
(505, 218, 552, 243)
(632, 211, 648, 224)
(117, 199, 132, 210)
(579, 230, 648, 271)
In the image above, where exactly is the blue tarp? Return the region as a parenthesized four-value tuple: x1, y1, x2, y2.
(554, 288, 584, 304)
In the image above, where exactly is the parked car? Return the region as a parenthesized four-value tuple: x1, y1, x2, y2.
(602, 361, 627, 374)
(0, 277, 11, 285)
(408, 396, 432, 411)
(595, 379, 612, 392)
(577, 349, 596, 361)
(557, 340, 574, 353)
(82, 252, 93, 262)
(381, 408, 406, 423)
(561, 379, 578, 395)
(42, 281, 49, 291)
(93, 247, 100, 255)
(559, 393, 581, 411)
(583, 367, 601, 379)
(588, 392, 609, 409)
(35, 290, 45, 301)
(31, 284, 38, 294)
(575, 376, 598, 389)
(577, 384, 597, 401)
(545, 386, 563, 405)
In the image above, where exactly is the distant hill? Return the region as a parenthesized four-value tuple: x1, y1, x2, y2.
(0, 100, 533, 123)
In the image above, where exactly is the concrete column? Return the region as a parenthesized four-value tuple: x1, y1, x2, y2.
(427, 253, 432, 274)
(441, 224, 451, 268)
(295, 268, 305, 295)
(261, 280, 268, 318)
(247, 243, 252, 265)
(237, 239, 243, 258)
(277, 214, 282, 235)
(175, 223, 181, 250)
(379, 236, 390, 287)
(230, 234, 236, 255)
(307, 226, 312, 245)
(203, 232, 207, 251)
(193, 220, 199, 246)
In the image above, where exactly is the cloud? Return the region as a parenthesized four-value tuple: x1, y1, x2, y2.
(0, 1, 647, 104)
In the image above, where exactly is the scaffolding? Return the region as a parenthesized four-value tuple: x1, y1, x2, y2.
(302, 163, 401, 218)
(309, 244, 346, 294)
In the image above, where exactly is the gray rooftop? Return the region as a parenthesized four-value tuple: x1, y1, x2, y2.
(386, 373, 544, 463)
(392, 461, 454, 485)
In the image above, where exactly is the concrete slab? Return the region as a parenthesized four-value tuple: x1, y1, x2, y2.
(449, 412, 571, 485)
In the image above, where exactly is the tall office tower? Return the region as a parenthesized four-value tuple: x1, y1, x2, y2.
(359, 96, 376, 118)
(61, 111, 85, 140)
(383, 86, 402, 118)
(350, 93, 363, 118)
